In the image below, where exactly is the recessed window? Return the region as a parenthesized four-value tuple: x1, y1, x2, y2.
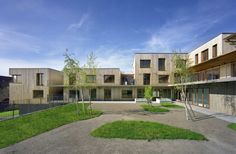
(33, 90, 44, 98)
(86, 75, 96, 83)
(122, 90, 133, 98)
(159, 75, 169, 83)
(104, 75, 115, 83)
(201, 49, 209, 62)
(104, 89, 112, 100)
(140, 60, 151, 68)
(143, 73, 150, 85)
(137, 89, 144, 98)
(36, 73, 44, 86)
(195, 54, 198, 65)
(158, 58, 165, 71)
(12, 74, 22, 83)
(212, 44, 217, 58)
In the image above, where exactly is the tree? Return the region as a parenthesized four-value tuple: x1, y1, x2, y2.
(171, 52, 195, 120)
(144, 86, 153, 105)
(63, 52, 85, 114)
(83, 52, 98, 114)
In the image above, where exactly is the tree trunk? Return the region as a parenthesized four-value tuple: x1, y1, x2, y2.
(88, 88, 93, 115)
(80, 88, 85, 113)
(75, 87, 79, 115)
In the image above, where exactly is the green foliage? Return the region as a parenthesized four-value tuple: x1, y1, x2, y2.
(228, 123, 236, 131)
(0, 110, 19, 117)
(144, 86, 153, 104)
(141, 104, 169, 113)
(91, 120, 207, 140)
(0, 103, 102, 148)
(160, 102, 184, 109)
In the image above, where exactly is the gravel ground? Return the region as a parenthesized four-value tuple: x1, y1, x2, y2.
(0, 103, 236, 154)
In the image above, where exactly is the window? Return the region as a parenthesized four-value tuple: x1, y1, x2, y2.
(86, 75, 96, 83)
(137, 89, 144, 98)
(90, 89, 96, 100)
(158, 58, 165, 71)
(140, 60, 151, 68)
(104, 75, 115, 83)
(12, 74, 22, 83)
(122, 90, 133, 98)
(212, 44, 217, 58)
(69, 90, 79, 99)
(36, 73, 43, 86)
(104, 89, 111, 100)
(206, 67, 220, 80)
(195, 54, 198, 64)
(143, 73, 150, 85)
(201, 49, 208, 62)
(158, 75, 169, 83)
(33, 90, 44, 98)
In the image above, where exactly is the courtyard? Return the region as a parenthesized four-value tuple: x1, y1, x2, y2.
(0, 103, 235, 154)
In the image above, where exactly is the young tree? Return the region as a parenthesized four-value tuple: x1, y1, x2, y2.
(144, 86, 153, 105)
(84, 52, 98, 113)
(63, 52, 85, 114)
(171, 52, 195, 120)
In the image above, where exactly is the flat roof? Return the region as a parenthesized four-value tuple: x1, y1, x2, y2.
(134, 52, 187, 54)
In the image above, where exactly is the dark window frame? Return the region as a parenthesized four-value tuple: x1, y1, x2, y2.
(36, 73, 44, 86)
(158, 75, 169, 83)
(212, 44, 217, 58)
(140, 59, 151, 68)
(122, 89, 133, 98)
(143, 73, 150, 85)
(195, 54, 198, 65)
(104, 75, 115, 83)
(201, 49, 209, 62)
(158, 58, 165, 71)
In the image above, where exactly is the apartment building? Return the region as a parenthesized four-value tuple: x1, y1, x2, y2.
(8, 32, 236, 115)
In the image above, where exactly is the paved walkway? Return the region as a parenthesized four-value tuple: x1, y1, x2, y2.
(174, 102, 236, 123)
(0, 103, 236, 154)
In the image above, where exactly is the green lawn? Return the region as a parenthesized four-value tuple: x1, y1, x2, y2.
(141, 104, 169, 113)
(0, 110, 19, 117)
(91, 120, 207, 141)
(0, 103, 102, 148)
(228, 123, 236, 131)
(160, 102, 184, 109)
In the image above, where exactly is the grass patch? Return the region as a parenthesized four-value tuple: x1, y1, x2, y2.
(160, 102, 184, 109)
(0, 110, 19, 117)
(91, 120, 207, 141)
(0, 103, 102, 148)
(141, 104, 169, 113)
(228, 123, 236, 131)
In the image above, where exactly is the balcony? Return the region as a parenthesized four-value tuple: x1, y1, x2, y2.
(121, 74, 135, 85)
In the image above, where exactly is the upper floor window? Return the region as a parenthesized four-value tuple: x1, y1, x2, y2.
(158, 75, 169, 83)
(140, 60, 151, 68)
(195, 54, 198, 65)
(143, 73, 150, 85)
(212, 44, 217, 58)
(86, 75, 96, 83)
(12, 74, 22, 83)
(36, 73, 44, 86)
(201, 49, 209, 62)
(158, 58, 165, 71)
(104, 75, 115, 83)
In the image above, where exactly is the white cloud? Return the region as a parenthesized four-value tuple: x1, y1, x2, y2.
(0, 28, 41, 53)
(67, 13, 89, 31)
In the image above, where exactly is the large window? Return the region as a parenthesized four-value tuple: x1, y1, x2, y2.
(206, 67, 220, 80)
(195, 54, 198, 65)
(232, 62, 236, 77)
(140, 60, 151, 68)
(86, 75, 96, 83)
(158, 58, 165, 71)
(201, 49, 208, 62)
(33, 90, 44, 98)
(143, 73, 150, 85)
(104, 75, 115, 83)
(12, 74, 22, 83)
(212, 44, 217, 58)
(137, 89, 144, 98)
(69, 90, 79, 99)
(36, 73, 44, 86)
(122, 90, 133, 98)
(90, 89, 96, 100)
(104, 89, 111, 100)
(158, 75, 169, 83)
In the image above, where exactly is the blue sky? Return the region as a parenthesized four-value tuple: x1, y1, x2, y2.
(0, 0, 236, 76)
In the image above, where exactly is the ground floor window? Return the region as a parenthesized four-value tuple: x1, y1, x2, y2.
(191, 88, 209, 108)
(137, 89, 144, 98)
(69, 90, 79, 99)
(90, 89, 96, 100)
(104, 89, 112, 100)
(122, 89, 133, 98)
(33, 90, 44, 98)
